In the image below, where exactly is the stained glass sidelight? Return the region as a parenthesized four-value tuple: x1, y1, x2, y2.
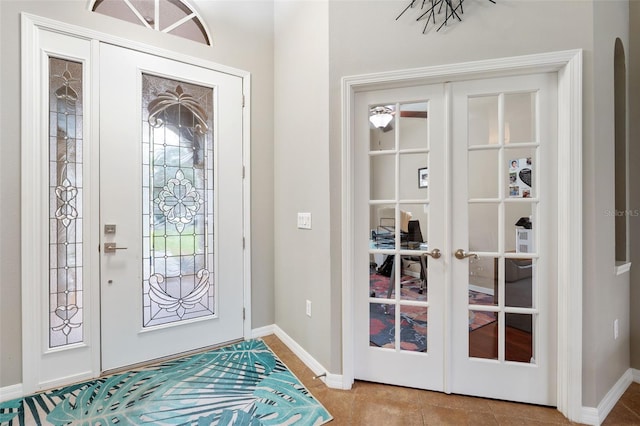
(49, 58, 84, 348)
(142, 74, 215, 327)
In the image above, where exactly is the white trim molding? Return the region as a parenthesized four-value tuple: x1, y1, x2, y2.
(615, 262, 631, 276)
(86, 0, 213, 46)
(251, 324, 277, 339)
(270, 326, 346, 390)
(580, 368, 633, 425)
(341, 49, 583, 421)
(0, 384, 24, 403)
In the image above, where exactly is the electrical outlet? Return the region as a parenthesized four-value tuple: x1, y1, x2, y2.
(306, 300, 312, 317)
(614, 319, 619, 340)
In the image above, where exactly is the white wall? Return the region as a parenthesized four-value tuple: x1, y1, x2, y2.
(0, 0, 275, 388)
(273, 0, 333, 369)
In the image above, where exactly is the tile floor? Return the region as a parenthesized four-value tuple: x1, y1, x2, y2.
(262, 334, 640, 425)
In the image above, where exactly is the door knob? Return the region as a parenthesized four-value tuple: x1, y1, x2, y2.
(104, 242, 128, 253)
(454, 249, 478, 260)
(423, 248, 441, 259)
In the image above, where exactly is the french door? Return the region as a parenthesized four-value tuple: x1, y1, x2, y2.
(353, 73, 557, 405)
(354, 84, 446, 391)
(99, 43, 244, 371)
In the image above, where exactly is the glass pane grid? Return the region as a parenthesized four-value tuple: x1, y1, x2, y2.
(466, 90, 539, 364)
(369, 100, 430, 354)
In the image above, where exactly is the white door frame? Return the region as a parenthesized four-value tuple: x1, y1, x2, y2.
(20, 13, 252, 393)
(341, 50, 582, 421)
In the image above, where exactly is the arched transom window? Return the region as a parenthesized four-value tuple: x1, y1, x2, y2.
(90, 0, 211, 45)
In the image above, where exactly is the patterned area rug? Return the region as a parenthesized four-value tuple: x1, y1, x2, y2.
(369, 272, 497, 351)
(0, 340, 332, 426)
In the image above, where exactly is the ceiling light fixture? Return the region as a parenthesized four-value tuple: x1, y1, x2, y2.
(369, 106, 394, 128)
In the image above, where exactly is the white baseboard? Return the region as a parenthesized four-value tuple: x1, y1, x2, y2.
(251, 324, 276, 339)
(0, 383, 24, 403)
(580, 407, 599, 426)
(263, 325, 347, 390)
(580, 368, 633, 425)
(632, 368, 640, 383)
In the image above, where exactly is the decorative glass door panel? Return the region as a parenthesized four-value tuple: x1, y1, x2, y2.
(142, 75, 215, 327)
(100, 43, 244, 372)
(49, 57, 84, 348)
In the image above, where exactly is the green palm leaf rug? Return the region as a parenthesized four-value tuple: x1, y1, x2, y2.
(0, 339, 332, 425)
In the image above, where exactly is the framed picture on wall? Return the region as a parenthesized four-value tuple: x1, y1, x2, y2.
(418, 167, 428, 188)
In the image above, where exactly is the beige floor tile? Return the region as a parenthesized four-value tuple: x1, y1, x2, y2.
(488, 400, 571, 424)
(351, 396, 424, 426)
(261, 334, 640, 426)
(353, 380, 427, 406)
(602, 403, 640, 425)
(422, 391, 493, 413)
(494, 415, 573, 425)
(312, 387, 355, 425)
(620, 383, 640, 417)
(422, 405, 498, 425)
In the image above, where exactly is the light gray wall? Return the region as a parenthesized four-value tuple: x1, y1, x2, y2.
(629, 1, 640, 371)
(586, 0, 631, 406)
(0, 0, 275, 388)
(273, 0, 334, 370)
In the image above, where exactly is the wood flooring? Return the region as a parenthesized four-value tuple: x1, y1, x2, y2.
(469, 322, 533, 363)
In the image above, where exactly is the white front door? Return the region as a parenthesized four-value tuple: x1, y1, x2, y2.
(353, 73, 557, 405)
(99, 43, 244, 371)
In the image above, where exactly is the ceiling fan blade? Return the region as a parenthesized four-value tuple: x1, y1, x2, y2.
(400, 111, 428, 119)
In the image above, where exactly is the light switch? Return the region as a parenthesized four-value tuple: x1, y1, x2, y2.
(297, 212, 312, 230)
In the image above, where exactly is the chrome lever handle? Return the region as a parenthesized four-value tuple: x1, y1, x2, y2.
(104, 242, 128, 253)
(454, 249, 478, 260)
(422, 248, 441, 259)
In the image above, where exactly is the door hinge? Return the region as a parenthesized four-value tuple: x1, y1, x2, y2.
(242, 94, 245, 108)
(243, 307, 246, 320)
(243, 237, 245, 249)
(242, 165, 245, 179)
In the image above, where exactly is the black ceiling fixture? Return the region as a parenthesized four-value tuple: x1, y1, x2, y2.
(396, 0, 496, 34)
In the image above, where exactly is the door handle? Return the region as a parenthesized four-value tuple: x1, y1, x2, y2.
(454, 249, 478, 260)
(422, 248, 441, 259)
(104, 242, 128, 253)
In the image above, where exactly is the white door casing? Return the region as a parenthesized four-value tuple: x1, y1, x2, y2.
(342, 50, 583, 420)
(99, 43, 244, 371)
(21, 14, 252, 393)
